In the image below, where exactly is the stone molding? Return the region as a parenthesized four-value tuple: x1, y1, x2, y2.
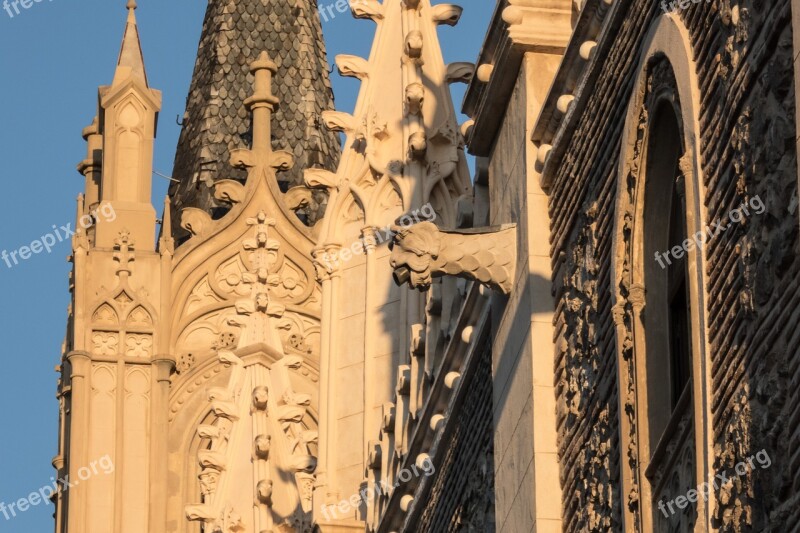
(503, 0, 574, 51)
(533, 0, 626, 188)
(463, 0, 573, 156)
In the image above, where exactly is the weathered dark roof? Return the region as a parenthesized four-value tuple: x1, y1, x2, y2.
(168, 0, 340, 238)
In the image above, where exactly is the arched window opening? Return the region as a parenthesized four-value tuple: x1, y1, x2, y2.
(666, 177, 692, 411)
(641, 100, 697, 532)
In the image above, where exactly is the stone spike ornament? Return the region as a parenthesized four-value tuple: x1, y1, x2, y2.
(178, 54, 297, 241)
(114, 0, 147, 87)
(231, 52, 295, 173)
(304, 0, 473, 528)
(76, 117, 102, 219)
(92, 0, 161, 251)
(306, 0, 473, 246)
(55, 6, 173, 531)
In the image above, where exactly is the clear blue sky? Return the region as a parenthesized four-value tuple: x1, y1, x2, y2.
(0, 1, 494, 530)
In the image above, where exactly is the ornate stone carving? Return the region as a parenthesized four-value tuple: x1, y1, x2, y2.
(254, 435, 271, 459)
(186, 345, 317, 532)
(404, 30, 424, 59)
(445, 62, 475, 84)
(213, 179, 246, 205)
(306, 1, 474, 528)
(389, 221, 517, 294)
(408, 131, 428, 160)
(115, 291, 133, 307)
(336, 54, 370, 80)
(127, 305, 152, 327)
(113, 231, 135, 277)
(125, 334, 152, 358)
(92, 332, 119, 356)
(175, 352, 195, 374)
(283, 186, 316, 213)
(320, 110, 358, 134)
(350, 0, 384, 20)
(431, 4, 462, 26)
(555, 192, 617, 531)
(185, 504, 243, 533)
(92, 303, 118, 325)
(180, 208, 214, 238)
(405, 82, 425, 116)
(173, 53, 322, 533)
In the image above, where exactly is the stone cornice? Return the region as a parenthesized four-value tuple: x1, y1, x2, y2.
(504, 0, 575, 50)
(531, 0, 623, 189)
(463, 0, 572, 157)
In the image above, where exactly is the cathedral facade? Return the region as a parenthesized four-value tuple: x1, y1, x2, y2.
(54, 0, 800, 532)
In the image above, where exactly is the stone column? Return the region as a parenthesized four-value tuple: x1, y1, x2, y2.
(313, 244, 342, 517)
(65, 350, 91, 532)
(524, 50, 567, 533)
(148, 357, 173, 532)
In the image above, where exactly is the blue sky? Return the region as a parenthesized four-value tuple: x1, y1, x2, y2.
(0, 0, 494, 529)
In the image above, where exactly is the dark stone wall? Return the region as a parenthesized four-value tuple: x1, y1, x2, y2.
(417, 337, 496, 532)
(688, 0, 799, 529)
(547, 0, 799, 531)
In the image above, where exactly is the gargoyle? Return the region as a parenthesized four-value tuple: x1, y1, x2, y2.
(389, 221, 517, 294)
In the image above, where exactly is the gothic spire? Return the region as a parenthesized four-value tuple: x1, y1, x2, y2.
(113, 0, 148, 87)
(94, 0, 161, 250)
(168, 0, 341, 239)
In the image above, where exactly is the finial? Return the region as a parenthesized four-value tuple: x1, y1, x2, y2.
(75, 194, 85, 234)
(113, 0, 148, 87)
(250, 51, 278, 75)
(125, 0, 137, 24)
(162, 196, 171, 227)
(245, 51, 279, 160)
(159, 196, 175, 253)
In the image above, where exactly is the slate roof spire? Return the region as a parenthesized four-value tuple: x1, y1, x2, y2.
(169, 0, 341, 238)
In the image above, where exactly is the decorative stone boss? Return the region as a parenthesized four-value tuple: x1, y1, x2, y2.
(389, 221, 517, 294)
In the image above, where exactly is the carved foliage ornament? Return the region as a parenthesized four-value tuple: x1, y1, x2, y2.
(185, 350, 317, 533)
